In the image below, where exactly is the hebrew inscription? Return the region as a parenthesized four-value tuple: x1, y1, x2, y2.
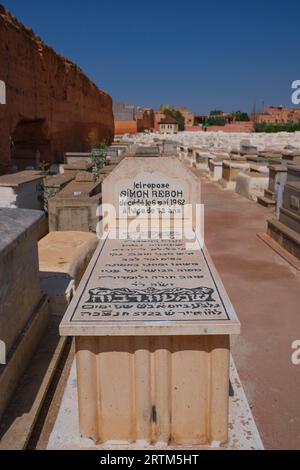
(71, 236, 229, 323)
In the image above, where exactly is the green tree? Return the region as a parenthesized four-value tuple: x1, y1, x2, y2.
(90, 140, 108, 178)
(163, 108, 185, 131)
(210, 110, 223, 116)
(255, 122, 300, 133)
(232, 110, 250, 122)
(206, 116, 226, 126)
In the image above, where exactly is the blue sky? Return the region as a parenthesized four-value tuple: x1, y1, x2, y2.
(2, 0, 300, 114)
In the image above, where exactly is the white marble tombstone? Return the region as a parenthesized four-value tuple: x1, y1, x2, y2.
(60, 157, 240, 447)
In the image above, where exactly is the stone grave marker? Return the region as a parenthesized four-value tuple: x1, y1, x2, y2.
(60, 156, 240, 447)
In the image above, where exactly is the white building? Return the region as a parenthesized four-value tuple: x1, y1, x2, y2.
(158, 115, 179, 134)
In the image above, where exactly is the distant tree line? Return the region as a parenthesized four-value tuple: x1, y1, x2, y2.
(205, 110, 250, 127)
(255, 122, 300, 133)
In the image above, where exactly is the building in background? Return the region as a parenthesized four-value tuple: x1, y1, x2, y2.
(253, 106, 300, 124)
(178, 107, 195, 127)
(113, 102, 154, 135)
(154, 106, 194, 130)
(158, 115, 179, 134)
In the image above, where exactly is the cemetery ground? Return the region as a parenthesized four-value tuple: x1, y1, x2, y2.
(202, 175, 300, 450)
(7, 169, 298, 451)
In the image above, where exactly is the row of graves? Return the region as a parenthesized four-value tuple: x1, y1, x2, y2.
(178, 139, 300, 204)
(0, 141, 167, 438)
(179, 137, 300, 267)
(0, 146, 129, 446)
(0, 141, 264, 449)
(206, 144, 300, 262)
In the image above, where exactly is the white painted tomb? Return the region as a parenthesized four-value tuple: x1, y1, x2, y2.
(0, 171, 44, 210)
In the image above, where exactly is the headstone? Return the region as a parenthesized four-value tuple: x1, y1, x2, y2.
(268, 165, 300, 259)
(102, 157, 200, 231)
(287, 164, 300, 184)
(0, 209, 48, 419)
(159, 140, 178, 157)
(60, 157, 240, 447)
(219, 161, 250, 190)
(240, 140, 258, 155)
(134, 146, 160, 158)
(280, 182, 300, 232)
(48, 178, 103, 232)
(209, 159, 223, 181)
(257, 164, 287, 208)
(65, 152, 92, 165)
(60, 160, 93, 175)
(0, 171, 44, 210)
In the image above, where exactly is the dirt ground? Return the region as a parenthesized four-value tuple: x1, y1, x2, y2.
(201, 177, 300, 450)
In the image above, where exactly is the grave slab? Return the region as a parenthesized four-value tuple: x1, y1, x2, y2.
(60, 234, 239, 446)
(0, 208, 49, 419)
(39, 232, 98, 316)
(0, 171, 44, 210)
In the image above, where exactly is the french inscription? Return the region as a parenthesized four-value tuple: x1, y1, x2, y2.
(117, 172, 189, 216)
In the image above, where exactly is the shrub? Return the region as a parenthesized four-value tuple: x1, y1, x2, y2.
(255, 122, 300, 133)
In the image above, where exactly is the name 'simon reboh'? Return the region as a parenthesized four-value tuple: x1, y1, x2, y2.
(120, 189, 184, 199)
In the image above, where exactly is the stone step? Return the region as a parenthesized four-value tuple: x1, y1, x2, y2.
(257, 195, 276, 207)
(264, 189, 275, 200)
(267, 218, 300, 260)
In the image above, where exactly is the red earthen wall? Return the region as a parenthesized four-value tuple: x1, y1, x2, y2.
(114, 120, 138, 135)
(0, 6, 114, 172)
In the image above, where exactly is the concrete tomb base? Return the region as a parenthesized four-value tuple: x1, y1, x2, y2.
(47, 356, 263, 450)
(74, 334, 230, 446)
